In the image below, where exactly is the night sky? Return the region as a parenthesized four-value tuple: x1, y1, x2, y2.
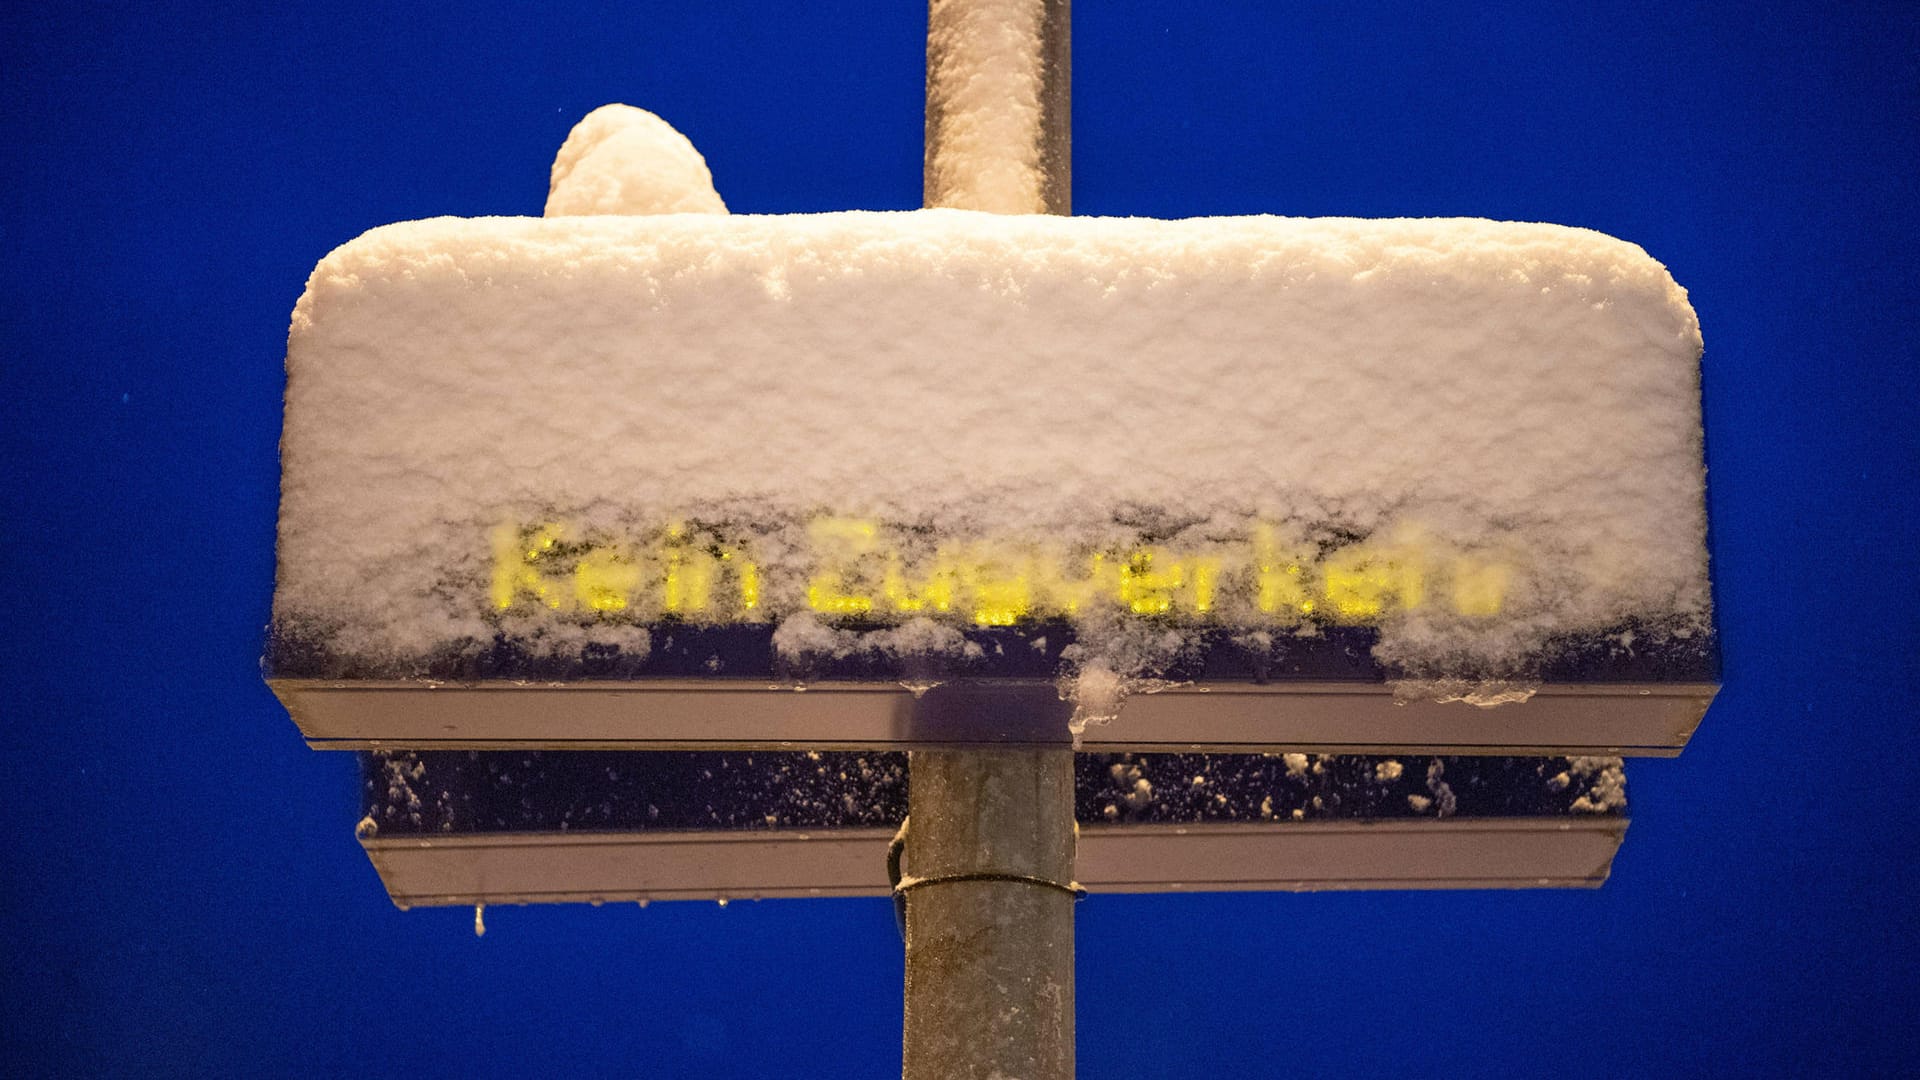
(4, 2, 1916, 1076)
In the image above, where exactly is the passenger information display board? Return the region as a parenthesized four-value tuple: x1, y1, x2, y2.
(267, 210, 1717, 753)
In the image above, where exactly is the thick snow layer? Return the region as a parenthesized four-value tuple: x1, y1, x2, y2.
(545, 105, 726, 217)
(275, 209, 1708, 678)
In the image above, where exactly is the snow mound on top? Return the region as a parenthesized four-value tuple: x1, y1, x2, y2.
(545, 104, 727, 217)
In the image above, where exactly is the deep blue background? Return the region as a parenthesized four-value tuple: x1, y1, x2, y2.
(4, 2, 1915, 1076)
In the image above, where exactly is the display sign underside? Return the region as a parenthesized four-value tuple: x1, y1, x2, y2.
(269, 622, 1715, 755)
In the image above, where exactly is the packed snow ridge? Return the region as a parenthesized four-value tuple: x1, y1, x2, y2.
(274, 105, 1711, 693)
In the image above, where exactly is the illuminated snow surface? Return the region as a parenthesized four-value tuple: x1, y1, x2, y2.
(274, 107, 1709, 708)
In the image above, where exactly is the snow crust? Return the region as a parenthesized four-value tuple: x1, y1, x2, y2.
(275, 208, 1709, 682)
(545, 105, 726, 217)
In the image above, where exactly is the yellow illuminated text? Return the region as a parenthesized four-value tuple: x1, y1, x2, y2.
(487, 517, 1517, 626)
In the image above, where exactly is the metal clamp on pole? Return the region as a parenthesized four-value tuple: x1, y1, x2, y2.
(890, 816, 1086, 941)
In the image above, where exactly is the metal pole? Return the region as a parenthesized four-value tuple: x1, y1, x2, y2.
(902, 752, 1077, 1079)
(924, 0, 1071, 215)
(906, 2, 1075, 1078)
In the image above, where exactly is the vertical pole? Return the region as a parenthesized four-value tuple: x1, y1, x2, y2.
(902, 752, 1077, 1080)
(907, 2, 1074, 1078)
(925, 0, 1071, 215)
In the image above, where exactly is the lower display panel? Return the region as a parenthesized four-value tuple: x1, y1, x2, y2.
(358, 750, 1628, 904)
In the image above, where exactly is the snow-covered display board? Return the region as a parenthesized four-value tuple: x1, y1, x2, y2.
(268, 107, 1715, 747)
